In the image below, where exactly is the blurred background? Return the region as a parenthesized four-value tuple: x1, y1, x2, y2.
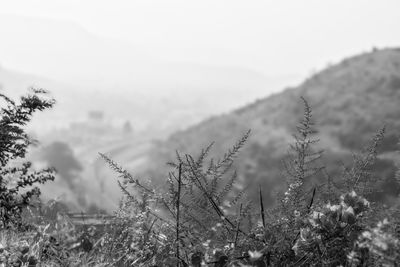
(1, 0, 399, 213)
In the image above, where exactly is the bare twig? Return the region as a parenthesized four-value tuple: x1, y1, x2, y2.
(234, 203, 243, 250)
(176, 163, 182, 267)
(259, 185, 266, 229)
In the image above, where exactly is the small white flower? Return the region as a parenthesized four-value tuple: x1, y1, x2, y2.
(344, 206, 354, 215)
(327, 203, 341, 212)
(374, 238, 388, 251)
(202, 239, 211, 247)
(309, 218, 318, 227)
(158, 233, 167, 240)
(377, 218, 389, 228)
(362, 198, 370, 207)
(311, 211, 323, 220)
(347, 251, 358, 262)
(362, 231, 372, 239)
(292, 242, 299, 255)
(223, 200, 232, 208)
(248, 250, 263, 260)
(224, 243, 234, 250)
(299, 228, 310, 241)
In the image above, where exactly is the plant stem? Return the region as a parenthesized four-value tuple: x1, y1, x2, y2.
(176, 163, 182, 267)
(259, 185, 266, 229)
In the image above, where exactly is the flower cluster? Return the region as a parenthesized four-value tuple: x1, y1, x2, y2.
(293, 191, 370, 263)
(283, 181, 302, 203)
(0, 235, 37, 267)
(348, 219, 400, 266)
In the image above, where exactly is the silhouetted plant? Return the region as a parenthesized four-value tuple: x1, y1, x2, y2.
(0, 89, 55, 229)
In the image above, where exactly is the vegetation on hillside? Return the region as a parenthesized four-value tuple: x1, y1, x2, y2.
(1, 89, 399, 266)
(144, 48, 400, 209)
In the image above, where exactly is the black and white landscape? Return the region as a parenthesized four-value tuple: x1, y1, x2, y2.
(0, 1, 400, 266)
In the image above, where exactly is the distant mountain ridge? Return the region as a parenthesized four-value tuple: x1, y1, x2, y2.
(0, 14, 298, 96)
(0, 62, 290, 135)
(0, 13, 299, 135)
(143, 47, 400, 205)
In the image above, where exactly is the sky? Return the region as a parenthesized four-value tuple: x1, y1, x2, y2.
(1, 0, 399, 79)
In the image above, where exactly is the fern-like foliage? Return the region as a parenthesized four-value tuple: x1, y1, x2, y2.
(100, 130, 252, 265)
(281, 97, 324, 218)
(342, 126, 385, 195)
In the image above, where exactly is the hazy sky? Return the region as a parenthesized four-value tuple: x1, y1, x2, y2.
(1, 0, 399, 78)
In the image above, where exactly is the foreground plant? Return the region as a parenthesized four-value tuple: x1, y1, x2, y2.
(0, 89, 55, 229)
(100, 129, 253, 266)
(292, 191, 370, 265)
(349, 218, 400, 266)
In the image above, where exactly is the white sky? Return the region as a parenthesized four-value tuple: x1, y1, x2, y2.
(0, 0, 400, 77)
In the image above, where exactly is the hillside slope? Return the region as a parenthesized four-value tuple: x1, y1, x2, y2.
(143, 48, 400, 206)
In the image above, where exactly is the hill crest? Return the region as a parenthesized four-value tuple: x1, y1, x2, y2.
(143, 47, 400, 206)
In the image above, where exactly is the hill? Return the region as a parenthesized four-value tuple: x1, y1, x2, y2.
(142, 48, 400, 206)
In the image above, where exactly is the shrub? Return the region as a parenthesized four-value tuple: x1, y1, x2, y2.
(0, 89, 55, 229)
(292, 191, 370, 265)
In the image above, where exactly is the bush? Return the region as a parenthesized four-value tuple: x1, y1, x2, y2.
(0, 89, 55, 229)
